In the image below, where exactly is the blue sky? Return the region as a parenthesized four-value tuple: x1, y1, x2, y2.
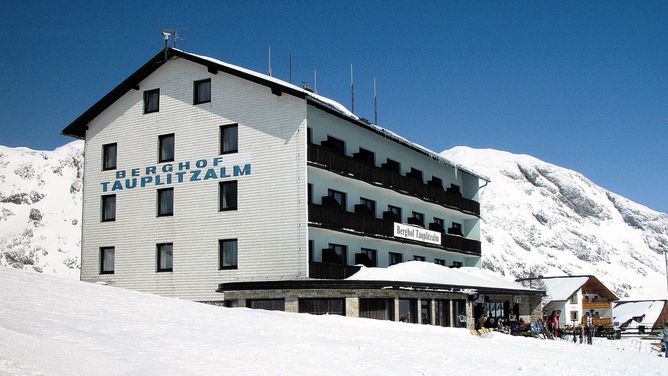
(1, 1, 667, 213)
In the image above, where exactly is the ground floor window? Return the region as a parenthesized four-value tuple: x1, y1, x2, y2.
(246, 299, 285, 311)
(359, 298, 394, 321)
(435, 299, 451, 327)
(298, 298, 345, 316)
(398, 299, 417, 323)
(452, 299, 467, 328)
(420, 299, 431, 324)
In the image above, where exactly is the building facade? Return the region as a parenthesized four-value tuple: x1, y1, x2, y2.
(64, 48, 540, 326)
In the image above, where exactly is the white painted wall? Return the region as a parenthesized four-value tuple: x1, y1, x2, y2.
(81, 58, 308, 301)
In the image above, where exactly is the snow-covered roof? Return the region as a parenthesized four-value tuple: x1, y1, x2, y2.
(540, 276, 588, 302)
(347, 261, 536, 292)
(614, 301, 667, 328)
(178, 49, 488, 182)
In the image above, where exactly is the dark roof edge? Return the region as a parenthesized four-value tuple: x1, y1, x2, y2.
(515, 275, 594, 281)
(615, 299, 668, 304)
(217, 279, 544, 296)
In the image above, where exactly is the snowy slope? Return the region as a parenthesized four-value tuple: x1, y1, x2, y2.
(1, 267, 665, 376)
(0, 141, 83, 278)
(442, 146, 668, 299)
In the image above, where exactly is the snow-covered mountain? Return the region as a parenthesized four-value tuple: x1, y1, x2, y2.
(0, 141, 83, 278)
(442, 146, 668, 299)
(1, 141, 666, 299)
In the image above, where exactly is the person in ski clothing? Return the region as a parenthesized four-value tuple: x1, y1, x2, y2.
(477, 314, 486, 330)
(550, 311, 559, 338)
(585, 311, 594, 345)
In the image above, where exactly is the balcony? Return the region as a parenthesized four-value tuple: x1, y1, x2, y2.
(582, 301, 612, 309)
(307, 143, 480, 216)
(309, 261, 361, 279)
(308, 204, 482, 256)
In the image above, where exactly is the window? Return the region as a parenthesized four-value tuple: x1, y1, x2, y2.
(570, 294, 578, 304)
(299, 298, 345, 316)
(143, 88, 159, 114)
(434, 217, 444, 228)
(382, 158, 400, 173)
(158, 133, 174, 163)
(246, 299, 284, 311)
(359, 298, 394, 320)
(353, 147, 375, 164)
(389, 252, 403, 266)
(220, 124, 239, 154)
(398, 299, 417, 323)
(328, 189, 346, 209)
(420, 299, 431, 325)
(570, 311, 578, 321)
(435, 299, 451, 327)
(102, 143, 117, 170)
(429, 176, 443, 188)
(388, 205, 402, 221)
(101, 194, 116, 222)
(308, 184, 313, 204)
(451, 261, 463, 268)
(361, 248, 377, 267)
(360, 197, 376, 216)
(157, 188, 174, 216)
(193, 78, 211, 104)
(407, 167, 423, 181)
(413, 255, 426, 262)
(219, 239, 238, 269)
(434, 258, 445, 266)
(323, 243, 347, 264)
(307, 127, 312, 144)
(156, 243, 173, 272)
(322, 136, 345, 154)
(449, 222, 462, 236)
(100, 247, 115, 274)
(219, 181, 238, 211)
(410, 212, 424, 227)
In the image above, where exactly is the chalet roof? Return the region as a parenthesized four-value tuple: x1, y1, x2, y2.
(62, 48, 488, 182)
(515, 275, 619, 305)
(348, 261, 540, 294)
(613, 300, 668, 328)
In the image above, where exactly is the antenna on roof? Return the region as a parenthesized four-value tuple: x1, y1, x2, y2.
(161, 31, 171, 59)
(161, 28, 187, 50)
(350, 64, 355, 113)
(268, 46, 272, 77)
(289, 54, 293, 83)
(313, 68, 317, 93)
(373, 77, 378, 125)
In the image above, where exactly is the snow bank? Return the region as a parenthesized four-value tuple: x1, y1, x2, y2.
(1, 268, 666, 375)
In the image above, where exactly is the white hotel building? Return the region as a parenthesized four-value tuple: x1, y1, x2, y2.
(63, 48, 540, 326)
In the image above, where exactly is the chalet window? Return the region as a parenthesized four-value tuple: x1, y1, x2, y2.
(398, 299, 417, 323)
(101, 194, 116, 222)
(435, 299, 451, 327)
(143, 88, 159, 114)
(361, 248, 377, 267)
(246, 299, 285, 311)
(388, 205, 402, 221)
(449, 222, 463, 236)
(193, 78, 211, 104)
(100, 247, 115, 274)
(158, 133, 175, 163)
(570, 294, 577, 304)
(359, 298, 394, 321)
(298, 298, 345, 316)
(389, 252, 403, 266)
(307, 127, 312, 144)
(157, 243, 173, 272)
(447, 184, 461, 195)
(434, 258, 445, 266)
(102, 143, 117, 170)
(406, 167, 423, 181)
(410, 212, 424, 227)
(323, 243, 347, 264)
(219, 239, 238, 269)
(420, 299, 431, 325)
(308, 184, 313, 204)
(157, 188, 174, 216)
(451, 261, 463, 268)
(359, 197, 376, 216)
(570, 311, 578, 321)
(428, 176, 443, 188)
(328, 189, 346, 209)
(308, 240, 313, 262)
(434, 217, 444, 228)
(413, 255, 425, 262)
(353, 147, 375, 164)
(381, 158, 400, 173)
(430, 217, 445, 232)
(220, 124, 239, 154)
(219, 181, 238, 211)
(322, 136, 345, 154)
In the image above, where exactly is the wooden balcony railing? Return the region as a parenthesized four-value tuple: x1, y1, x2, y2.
(308, 143, 480, 216)
(308, 204, 482, 256)
(582, 301, 611, 309)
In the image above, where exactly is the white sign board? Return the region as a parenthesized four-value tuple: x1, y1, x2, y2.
(393, 223, 441, 245)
